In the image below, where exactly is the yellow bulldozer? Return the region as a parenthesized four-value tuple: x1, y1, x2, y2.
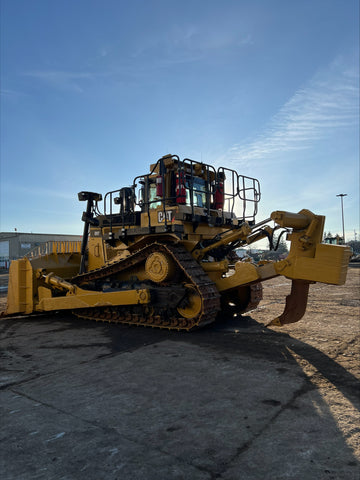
(3, 154, 352, 330)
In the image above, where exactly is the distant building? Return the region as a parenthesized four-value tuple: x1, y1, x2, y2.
(0, 232, 82, 268)
(324, 234, 344, 245)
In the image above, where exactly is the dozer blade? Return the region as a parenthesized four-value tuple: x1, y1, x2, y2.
(267, 279, 310, 327)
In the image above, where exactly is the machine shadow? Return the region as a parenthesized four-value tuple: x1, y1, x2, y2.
(102, 312, 360, 471)
(190, 315, 360, 409)
(1, 311, 358, 474)
(3, 309, 358, 411)
(98, 310, 360, 411)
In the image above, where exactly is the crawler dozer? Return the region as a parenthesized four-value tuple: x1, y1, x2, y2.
(4, 155, 352, 330)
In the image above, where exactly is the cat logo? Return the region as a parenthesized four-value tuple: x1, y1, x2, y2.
(158, 210, 173, 223)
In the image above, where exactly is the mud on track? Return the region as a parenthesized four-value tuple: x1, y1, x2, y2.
(0, 269, 359, 479)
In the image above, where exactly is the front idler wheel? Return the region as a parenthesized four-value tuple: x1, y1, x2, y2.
(177, 284, 202, 319)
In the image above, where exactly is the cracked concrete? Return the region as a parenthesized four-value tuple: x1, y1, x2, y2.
(0, 269, 359, 479)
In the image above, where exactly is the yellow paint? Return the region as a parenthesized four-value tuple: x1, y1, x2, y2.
(35, 287, 150, 312)
(201, 260, 229, 272)
(215, 261, 260, 291)
(6, 258, 33, 314)
(145, 252, 176, 283)
(87, 236, 105, 271)
(4, 202, 352, 320)
(275, 244, 352, 285)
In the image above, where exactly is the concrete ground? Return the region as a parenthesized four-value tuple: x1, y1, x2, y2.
(0, 269, 359, 480)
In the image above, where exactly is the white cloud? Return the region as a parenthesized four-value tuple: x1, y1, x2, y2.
(226, 57, 359, 166)
(131, 24, 253, 65)
(0, 89, 24, 97)
(214, 56, 359, 234)
(23, 70, 98, 93)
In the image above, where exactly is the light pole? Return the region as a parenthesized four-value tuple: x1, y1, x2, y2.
(336, 193, 347, 244)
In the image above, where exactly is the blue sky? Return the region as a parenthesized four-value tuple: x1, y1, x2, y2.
(1, 0, 359, 242)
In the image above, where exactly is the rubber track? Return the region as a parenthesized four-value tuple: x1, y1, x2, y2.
(72, 243, 221, 331)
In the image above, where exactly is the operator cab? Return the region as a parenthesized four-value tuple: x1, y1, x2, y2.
(88, 154, 260, 234)
(133, 154, 260, 226)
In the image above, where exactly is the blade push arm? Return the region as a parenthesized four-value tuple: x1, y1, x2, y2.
(207, 209, 352, 325)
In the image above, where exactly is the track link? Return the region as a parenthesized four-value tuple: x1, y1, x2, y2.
(72, 242, 221, 331)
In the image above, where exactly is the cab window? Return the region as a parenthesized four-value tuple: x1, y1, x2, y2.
(186, 177, 206, 207)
